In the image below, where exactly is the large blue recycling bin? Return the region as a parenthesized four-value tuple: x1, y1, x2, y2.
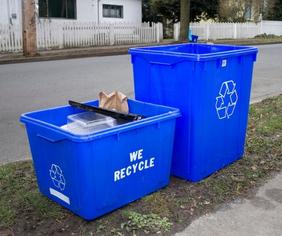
(20, 99, 180, 220)
(129, 43, 258, 182)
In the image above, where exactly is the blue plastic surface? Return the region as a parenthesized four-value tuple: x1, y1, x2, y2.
(20, 99, 180, 220)
(129, 43, 258, 182)
(191, 35, 198, 42)
(188, 29, 198, 42)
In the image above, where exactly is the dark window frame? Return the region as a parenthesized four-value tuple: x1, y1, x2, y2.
(102, 4, 124, 19)
(39, 0, 77, 20)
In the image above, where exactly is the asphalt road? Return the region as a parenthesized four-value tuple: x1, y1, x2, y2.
(0, 44, 281, 164)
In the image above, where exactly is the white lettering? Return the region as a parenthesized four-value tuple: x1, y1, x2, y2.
(150, 157, 155, 167)
(138, 149, 143, 160)
(113, 150, 157, 182)
(144, 159, 150, 169)
(132, 163, 138, 173)
(114, 171, 120, 182)
(130, 149, 144, 162)
(130, 151, 138, 162)
(126, 166, 132, 176)
(138, 161, 144, 171)
(120, 168, 126, 179)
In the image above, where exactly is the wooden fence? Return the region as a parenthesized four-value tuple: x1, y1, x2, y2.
(0, 21, 163, 53)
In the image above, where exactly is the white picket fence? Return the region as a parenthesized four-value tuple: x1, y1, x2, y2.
(261, 20, 282, 35)
(174, 20, 282, 41)
(1, 20, 281, 53)
(37, 20, 163, 50)
(0, 21, 163, 53)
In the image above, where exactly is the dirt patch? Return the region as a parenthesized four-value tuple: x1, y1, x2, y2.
(0, 95, 281, 236)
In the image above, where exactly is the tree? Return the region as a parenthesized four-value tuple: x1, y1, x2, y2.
(180, 0, 190, 40)
(262, 0, 276, 19)
(190, 0, 219, 21)
(218, 0, 265, 23)
(143, 0, 180, 23)
(142, 0, 219, 23)
(218, 0, 246, 22)
(142, 0, 219, 39)
(267, 0, 282, 20)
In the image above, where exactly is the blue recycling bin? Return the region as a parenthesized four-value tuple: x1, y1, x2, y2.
(188, 29, 198, 42)
(191, 35, 199, 42)
(129, 43, 258, 182)
(20, 99, 180, 220)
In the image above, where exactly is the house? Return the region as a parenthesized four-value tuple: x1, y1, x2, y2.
(0, 0, 142, 25)
(0, 0, 162, 53)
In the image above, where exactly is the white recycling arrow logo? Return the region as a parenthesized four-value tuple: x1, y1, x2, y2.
(49, 164, 66, 191)
(215, 80, 238, 119)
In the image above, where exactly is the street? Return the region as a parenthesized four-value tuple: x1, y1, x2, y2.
(0, 43, 282, 164)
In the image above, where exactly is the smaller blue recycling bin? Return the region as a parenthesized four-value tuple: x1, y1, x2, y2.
(20, 99, 180, 220)
(191, 35, 198, 42)
(129, 43, 258, 182)
(188, 29, 198, 42)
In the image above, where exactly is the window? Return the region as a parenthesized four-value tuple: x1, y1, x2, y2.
(39, 0, 76, 19)
(103, 4, 123, 18)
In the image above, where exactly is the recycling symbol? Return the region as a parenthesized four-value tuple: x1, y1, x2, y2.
(215, 80, 238, 119)
(49, 164, 66, 191)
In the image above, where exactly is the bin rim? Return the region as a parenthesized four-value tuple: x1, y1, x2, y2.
(129, 43, 258, 61)
(20, 99, 181, 142)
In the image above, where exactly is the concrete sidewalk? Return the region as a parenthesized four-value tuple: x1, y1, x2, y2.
(176, 173, 282, 236)
(1, 38, 282, 65)
(0, 41, 175, 65)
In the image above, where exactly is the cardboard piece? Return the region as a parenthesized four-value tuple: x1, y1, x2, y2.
(99, 91, 129, 113)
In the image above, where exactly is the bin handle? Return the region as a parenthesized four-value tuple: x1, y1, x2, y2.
(149, 61, 174, 67)
(37, 133, 65, 143)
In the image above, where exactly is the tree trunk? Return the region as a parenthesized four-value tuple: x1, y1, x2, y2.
(180, 0, 190, 41)
(22, 0, 37, 56)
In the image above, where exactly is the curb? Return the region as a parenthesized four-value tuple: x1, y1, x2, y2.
(212, 40, 282, 46)
(1, 40, 282, 65)
(0, 41, 176, 65)
(0, 49, 129, 65)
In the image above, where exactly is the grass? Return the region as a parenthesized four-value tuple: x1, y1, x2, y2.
(210, 35, 282, 45)
(0, 95, 281, 236)
(254, 33, 282, 39)
(0, 161, 65, 228)
(121, 211, 172, 233)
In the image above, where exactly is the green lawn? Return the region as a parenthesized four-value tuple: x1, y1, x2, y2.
(0, 95, 281, 236)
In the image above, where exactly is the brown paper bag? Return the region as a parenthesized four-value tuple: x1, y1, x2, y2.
(99, 91, 129, 113)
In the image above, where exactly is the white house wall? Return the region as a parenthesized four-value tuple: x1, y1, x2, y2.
(0, 0, 141, 24)
(0, 1, 9, 24)
(0, 0, 21, 25)
(76, 0, 97, 22)
(77, 0, 142, 23)
(98, 0, 142, 23)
